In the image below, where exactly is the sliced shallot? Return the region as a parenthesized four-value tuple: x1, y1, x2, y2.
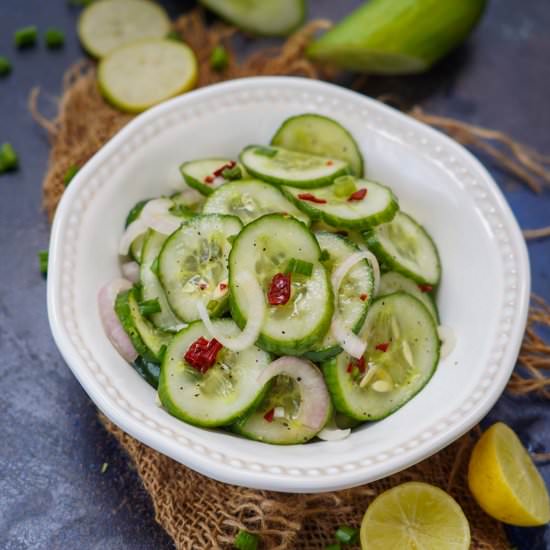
(257, 357, 330, 432)
(97, 278, 138, 363)
(196, 271, 265, 352)
(121, 261, 140, 283)
(438, 325, 456, 360)
(317, 415, 351, 441)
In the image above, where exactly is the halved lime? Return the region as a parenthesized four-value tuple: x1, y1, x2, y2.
(98, 39, 198, 113)
(78, 0, 171, 58)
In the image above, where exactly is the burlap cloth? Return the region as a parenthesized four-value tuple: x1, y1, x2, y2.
(36, 12, 550, 549)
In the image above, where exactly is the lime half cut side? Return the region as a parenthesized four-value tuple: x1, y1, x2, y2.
(78, 0, 171, 58)
(98, 39, 198, 113)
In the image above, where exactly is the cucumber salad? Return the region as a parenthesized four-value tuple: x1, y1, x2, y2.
(99, 113, 452, 444)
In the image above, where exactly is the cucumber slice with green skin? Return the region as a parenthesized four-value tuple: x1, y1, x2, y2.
(233, 374, 330, 445)
(271, 114, 364, 176)
(306, 0, 487, 75)
(199, 0, 306, 37)
(229, 214, 333, 356)
(281, 178, 399, 230)
(140, 230, 184, 331)
(322, 292, 439, 421)
(125, 199, 149, 262)
(379, 271, 439, 323)
(115, 288, 172, 363)
(158, 320, 271, 427)
(202, 179, 310, 226)
(159, 214, 242, 323)
(240, 145, 349, 189)
(180, 158, 246, 196)
(364, 211, 441, 285)
(78, 0, 171, 58)
(303, 232, 374, 362)
(98, 39, 198, 113)
(133, 356, 161, 389)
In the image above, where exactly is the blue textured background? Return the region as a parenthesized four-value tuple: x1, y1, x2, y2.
(0, 1, 548, 548)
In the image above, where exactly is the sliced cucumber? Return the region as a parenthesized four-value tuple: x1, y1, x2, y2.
(115, 288, 172, 363)
(229, 214, 333, 356)
(364, 211, 441, 285)
(199, 0, 306, 37)
(282, 177, 398, 230)
(304, 232, 374, 362)
(323, 292, 439, 421)
(233, 374, 329, 444)
(158, 214, 242, 322)
(171, 190, 204, 214)
(271, 114, 364, 176)
(180, 158, 246, 196)
(78, 0, 171, 58)
(98, 39, 198, 113)
(158, 320, 271, 427)
(202, 178, 310, 226)
(240, 145, 349, 189)
(379, 271, 439, 323)
(140, 230, 183, 331)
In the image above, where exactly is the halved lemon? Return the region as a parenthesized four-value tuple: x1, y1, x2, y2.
(360, 481, 470, 550)
(98, 39, 198, 113)
(468, 422, 550, 526)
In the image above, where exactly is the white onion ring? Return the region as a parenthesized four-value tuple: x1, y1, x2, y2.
(329, 251, 380, 358)
(118, 198, 182, 255)
(317, 415, 351, 441)
(97, 278, 138, 363)
(257, 357, 330, 431)
(197, 272, 265, 352)
(121, 261, 140, 283)
(438, 325, 456, 360)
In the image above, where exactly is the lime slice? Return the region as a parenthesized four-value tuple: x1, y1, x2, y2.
(307, 0, 487, 74)
(98, 39, 198, 113)
(360, 482, 471, 550)
(78, 0, 171, 58)
(468, 422, 550, 526)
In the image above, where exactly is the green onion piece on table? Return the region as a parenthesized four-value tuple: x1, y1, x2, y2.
(45, 28, 65, 49)
(233, 530, 259, 550)
(38, 250, 49, 277)
(210, 44, 229, 71)
(0, 56, 12, 77)
(335, 525, 359, 544)
(325, 544, 342, 550)
(307, 0, 487, 74)
(14, 26, 38, 48)
(0, 143, 19, 173)
(63, 165, 79, 186)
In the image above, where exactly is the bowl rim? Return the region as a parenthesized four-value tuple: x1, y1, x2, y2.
(47, 76, 530, 492)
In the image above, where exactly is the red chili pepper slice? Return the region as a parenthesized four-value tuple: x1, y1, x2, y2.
(268, 272, 291, 305)
(184, 337, 223, 373)
(263, 408, 275, 422)
(418, 284, 433, 293)
(204, 175, 215, 184)
(375, 342, 390, 352)
(347, 188, 367, 202)
(346, 362, 354, 374)
(326, 160, 334, 166)
(359, 293, 368, 302)
(219, 282, 228, 291)
(357, 356, 366, 373)
(298, 193, 327, 204)
(213, 160, 236, 177)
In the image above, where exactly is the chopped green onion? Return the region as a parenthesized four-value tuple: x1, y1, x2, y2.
(210, 44, 229, 71)
(38, 250, 49, 277)
(254, 146, 278, 158)
(0, 56, 12, 77)
(319, 249, 330, 262)
(14, 26, 38, 48)
(222, 165, 242, 181)
(45, 28, 65, 49)
(233, 530, 259, 550)
(286, 258, 313, 277)
(333, 175, 357, 198)
(139, 298, 161, 316)
(324, 545, 341, 550)
(166, 30, 182, 42)
(158, 344, 167, 362)
(0, 143, 19, 173)
(150, 256, 160, 275)
(100, 462, 109, 473)
(63, 165, 79, 186)
(335, 526, 359, 545)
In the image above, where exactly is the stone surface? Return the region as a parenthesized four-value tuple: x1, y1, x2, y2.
(0, 1, 548, 549)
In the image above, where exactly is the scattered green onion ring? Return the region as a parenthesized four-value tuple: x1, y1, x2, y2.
(14, 26, 38, 48)
(210, 44, 229, 71)
(233, 529, 259, 550)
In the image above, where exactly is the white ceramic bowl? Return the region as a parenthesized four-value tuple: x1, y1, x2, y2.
(48, 77, 529, 493)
